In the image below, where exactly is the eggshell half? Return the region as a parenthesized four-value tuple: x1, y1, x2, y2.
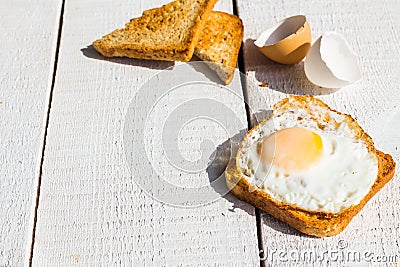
(304, 32, 361, 88)
(254, 15, 312, 64)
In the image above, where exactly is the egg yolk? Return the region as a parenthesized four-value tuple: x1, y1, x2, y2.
(258, 127, 323, 171)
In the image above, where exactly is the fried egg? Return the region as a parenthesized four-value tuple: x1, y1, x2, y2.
(237, 97, 379, 213)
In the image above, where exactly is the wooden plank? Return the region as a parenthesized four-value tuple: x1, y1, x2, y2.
(31, 0, 259, 265)
(237, 0, 400, 265)
(0, 0, 62, 265)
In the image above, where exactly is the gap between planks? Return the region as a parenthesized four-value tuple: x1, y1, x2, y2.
(232, 0, 266, 266)
(28, 0, 66, 265)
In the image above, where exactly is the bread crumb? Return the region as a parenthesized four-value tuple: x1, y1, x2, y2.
(71, 254, 80, 263)
(260, 82, 269, 87)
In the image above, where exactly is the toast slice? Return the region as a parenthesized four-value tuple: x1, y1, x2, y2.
(93, 0, 218, 62)
(194, 11, 244, 85)
(226, 96, 396, 237)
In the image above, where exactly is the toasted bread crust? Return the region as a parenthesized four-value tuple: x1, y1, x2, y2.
(226, 96, 396, 237)
(194, 11, 244, 84)
(93, 0, 218, 62)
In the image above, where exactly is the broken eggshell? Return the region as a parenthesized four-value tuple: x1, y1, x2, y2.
(254, 15, 312, 64)
(304, 32, 361, 88)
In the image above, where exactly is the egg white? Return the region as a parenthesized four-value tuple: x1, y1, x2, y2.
(240, 108, 379, 214)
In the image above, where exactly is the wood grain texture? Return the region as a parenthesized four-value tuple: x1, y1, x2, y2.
(31, 0, 259, 265)
(237, 0, 400, 265)
(0, 0, 62, 265)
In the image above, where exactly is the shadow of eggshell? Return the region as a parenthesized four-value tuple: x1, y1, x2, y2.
(254, 15, 311, 65)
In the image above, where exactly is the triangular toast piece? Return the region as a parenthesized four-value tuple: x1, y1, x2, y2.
(93, 0, 217, 62)
(194, 11, 244, 84)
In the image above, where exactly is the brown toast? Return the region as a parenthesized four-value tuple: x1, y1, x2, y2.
(226, 96, 396, 237)
(93, 0, 218, 62)
(194, 11, 244, 85)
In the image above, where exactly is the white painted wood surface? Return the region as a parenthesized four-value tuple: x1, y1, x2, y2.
(31, 0, 259, 265)
(0, 0, 62, 265)
(2, 0, 399, 265)
(237, 0, 400, 265)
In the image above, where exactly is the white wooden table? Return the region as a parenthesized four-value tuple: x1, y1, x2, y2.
(1, 0, 399, 266)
